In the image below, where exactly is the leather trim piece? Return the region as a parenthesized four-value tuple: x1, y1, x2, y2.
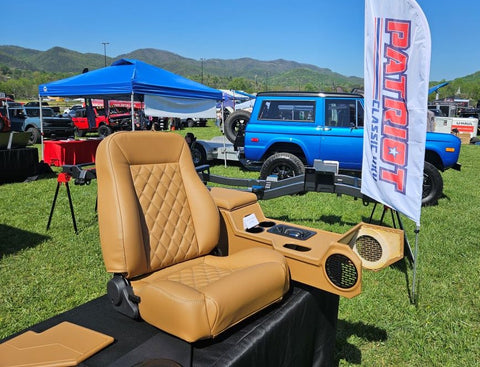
(0, 321, 114, 367)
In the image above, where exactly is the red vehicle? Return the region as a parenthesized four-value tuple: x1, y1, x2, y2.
(0, 111, 11, 132)
(72, 106, 132, 138)
(0, 97, 14, 132)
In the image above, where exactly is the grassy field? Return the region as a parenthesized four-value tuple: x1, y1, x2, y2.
(0, 125, 479, 366)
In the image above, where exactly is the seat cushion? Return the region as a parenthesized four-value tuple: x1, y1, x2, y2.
(131, 247, 290, 342)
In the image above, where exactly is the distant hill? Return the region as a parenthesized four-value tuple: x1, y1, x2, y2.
(0, 45, 105, 72)
(0, 45, 363, 90)
(1, 45, 479, 102)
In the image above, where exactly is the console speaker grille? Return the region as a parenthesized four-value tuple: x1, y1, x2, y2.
(325, 254, 358, 289)
(355, 235, 383, 262)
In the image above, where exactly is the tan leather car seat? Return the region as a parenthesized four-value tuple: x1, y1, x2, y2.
(96, 131, 290, 342)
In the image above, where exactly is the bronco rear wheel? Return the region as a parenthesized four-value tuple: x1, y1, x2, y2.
(259, 152, 305, 180)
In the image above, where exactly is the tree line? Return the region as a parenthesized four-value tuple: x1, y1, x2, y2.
(1, 64, 479, 106)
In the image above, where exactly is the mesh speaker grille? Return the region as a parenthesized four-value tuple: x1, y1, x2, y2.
(355, 235, 383, 262)
(325, 254, 358, 289)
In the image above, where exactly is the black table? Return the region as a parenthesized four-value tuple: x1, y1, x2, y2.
(4, 282, 339, 367)
(0, 147, 38, 183)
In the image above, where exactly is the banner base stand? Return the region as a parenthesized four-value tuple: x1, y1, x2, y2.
(368, 202, 420, 304)
(367, 202, 414, 263)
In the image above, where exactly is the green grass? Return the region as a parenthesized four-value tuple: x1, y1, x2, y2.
(1, 124, 479, 366)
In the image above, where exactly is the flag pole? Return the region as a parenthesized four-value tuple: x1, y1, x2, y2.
(411, 225, 420, 304)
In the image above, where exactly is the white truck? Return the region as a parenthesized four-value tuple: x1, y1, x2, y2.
(429, 104, 479, 140)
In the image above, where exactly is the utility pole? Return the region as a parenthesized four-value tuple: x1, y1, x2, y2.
(102, 42, 110, 67)
(200, 58, 205, 84)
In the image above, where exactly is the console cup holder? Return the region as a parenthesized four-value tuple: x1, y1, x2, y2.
(246, 226, 264, 233)
(259, 221, 276, 228)
(284, 243, 311, 252)
(267, 224, 316, 240)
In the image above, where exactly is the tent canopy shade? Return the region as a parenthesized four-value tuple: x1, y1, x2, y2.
(38, 59, 222, 102)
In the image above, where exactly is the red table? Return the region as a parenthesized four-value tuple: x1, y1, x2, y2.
(44, 139, 102, 166)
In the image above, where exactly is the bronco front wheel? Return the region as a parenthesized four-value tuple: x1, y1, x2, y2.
(422, 161, 443, 206)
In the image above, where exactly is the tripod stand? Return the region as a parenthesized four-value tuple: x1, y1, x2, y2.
(46, 172, 78, 234)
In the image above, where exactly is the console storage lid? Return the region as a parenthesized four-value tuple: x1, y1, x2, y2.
(210, 187, 258, 210)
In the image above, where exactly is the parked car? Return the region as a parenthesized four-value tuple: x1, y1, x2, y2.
(181, 117, 207, 128)
(24, 101, 61, 114)
(0, 97, 14, 132)
(63, 104, 84, 117)
(72, 107, 132, 137)
(7, 105, 74, 144)
(0, 111, 10, 132)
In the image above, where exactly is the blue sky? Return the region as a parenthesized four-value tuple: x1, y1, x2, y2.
(2, 0, 478, 81)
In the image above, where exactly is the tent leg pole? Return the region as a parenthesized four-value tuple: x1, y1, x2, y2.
(39, 94, 44, 161)
(131, 93, 135, 131)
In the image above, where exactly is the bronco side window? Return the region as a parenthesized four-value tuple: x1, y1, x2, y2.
(258, 100, 315, 122)
(325, 99, 364, 128)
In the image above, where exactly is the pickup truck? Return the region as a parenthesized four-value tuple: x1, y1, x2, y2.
(221, 91, 462, 206)
(4, 103, 74, 144)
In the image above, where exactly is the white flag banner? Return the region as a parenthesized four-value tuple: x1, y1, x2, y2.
(362, 0, 431, 226)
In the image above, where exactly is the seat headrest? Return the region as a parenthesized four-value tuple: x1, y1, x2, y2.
(98, 130, 191, 166)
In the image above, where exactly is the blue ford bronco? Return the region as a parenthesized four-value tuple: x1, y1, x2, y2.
(223, 91, 461, 206)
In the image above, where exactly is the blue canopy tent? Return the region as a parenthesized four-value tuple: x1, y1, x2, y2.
(428, 82, 449, 95)
(37, 59, 223, 158)
(39, 59, 222, 119)
(217, 90, 255, 109)
(39, 58, 222, 101)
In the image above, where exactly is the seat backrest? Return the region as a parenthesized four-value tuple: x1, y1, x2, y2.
(96, 131, 220, 278)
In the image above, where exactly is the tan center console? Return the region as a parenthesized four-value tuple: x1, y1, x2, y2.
(209, 187, 404, 299)
(210, 187, 363, 298)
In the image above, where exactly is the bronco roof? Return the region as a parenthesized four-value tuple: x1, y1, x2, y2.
(256, 91, 364, 98)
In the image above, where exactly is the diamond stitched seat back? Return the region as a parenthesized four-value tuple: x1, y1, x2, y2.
(130, 163, 199, 270)
(97, 131, 220, 278)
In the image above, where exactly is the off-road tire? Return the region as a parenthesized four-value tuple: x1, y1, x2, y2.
(75, 127, 86, 137)
(224, 110, 250, 144)
(422, 161, 443, 206)
(190, 143, 207, 166)
(27, 127, 41, 145)
(98, 125, 113, 138)
(259, 152, 305, 180)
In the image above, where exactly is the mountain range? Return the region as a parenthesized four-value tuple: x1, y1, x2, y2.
(0, 45, 363, 90)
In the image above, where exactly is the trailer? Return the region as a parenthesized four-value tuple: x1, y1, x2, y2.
(189, 135, 245, 166)
(197, 159, 367, 201)
(195, 160, 414, 262)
